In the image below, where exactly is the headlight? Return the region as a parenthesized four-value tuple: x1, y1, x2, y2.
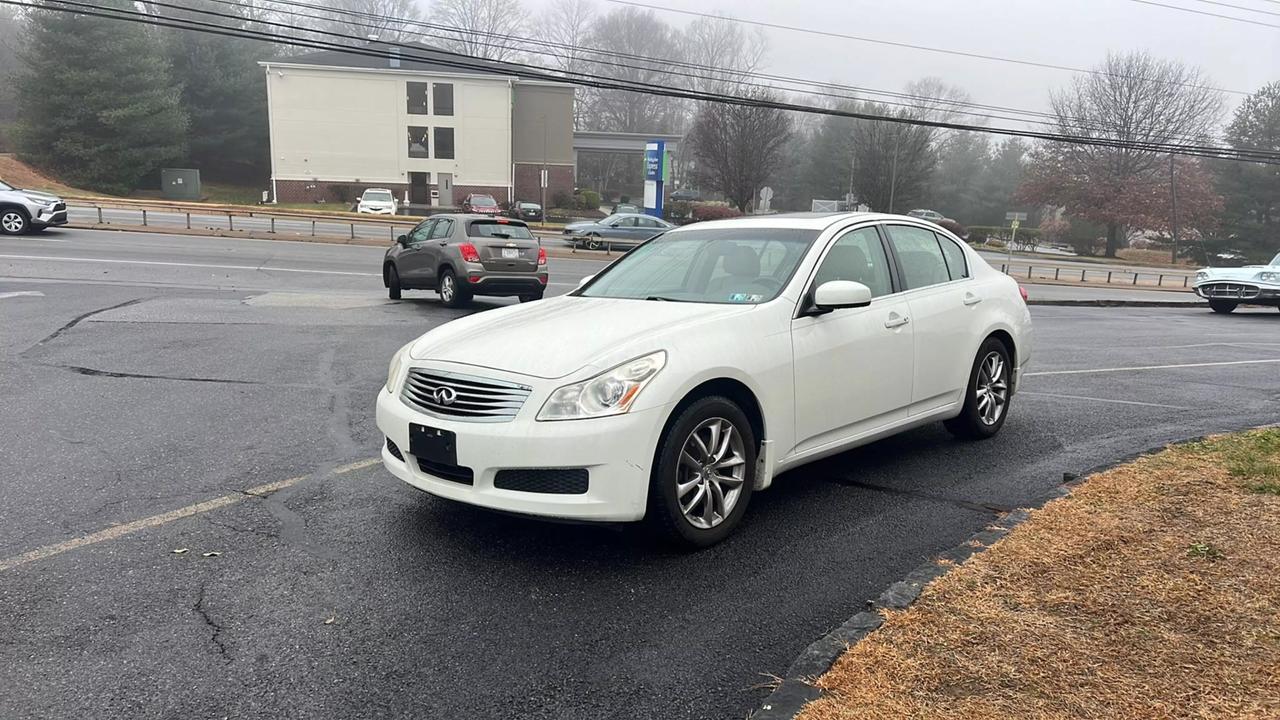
(1195, 271, 1209, 282)
(537, 351, 667, 421)
(1257, 271, 1280, 283)
(386, 343, 410, 393)
(24, 195, 56, 207)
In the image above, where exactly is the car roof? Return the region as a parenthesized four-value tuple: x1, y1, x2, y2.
(363, 188, 393, 193)
(426, 213, 528, 224)
(670, 212, 932, 231)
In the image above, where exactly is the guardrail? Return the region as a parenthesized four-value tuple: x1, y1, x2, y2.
(997, 262, 1193, 289)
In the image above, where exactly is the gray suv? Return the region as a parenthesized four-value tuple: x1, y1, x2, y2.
(0, 179, 68, 235)
(384, 214, 548, 307)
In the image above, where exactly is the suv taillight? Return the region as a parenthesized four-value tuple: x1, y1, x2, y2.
(1018, 286, 1029, 303)
(537, 247, 547, 266)
(459, 243, 481, 263)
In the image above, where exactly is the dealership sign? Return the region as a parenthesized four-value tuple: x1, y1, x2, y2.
(643, 140, 666, 218)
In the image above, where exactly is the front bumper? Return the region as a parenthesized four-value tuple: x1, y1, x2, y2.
(32, 204, 67, 227)
(1194, 281, 1280, 302)
(358, 207, 395, 215)
(375, 380, 668, 522)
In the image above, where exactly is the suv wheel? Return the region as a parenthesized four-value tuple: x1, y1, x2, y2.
(647, 396, 757, 548)
(438, 268, 472, 308)
(1209, 299, 1237, 314)
(944, 337, 1013, 440)
(386, 265, 402, 300)
(1, 208, 29, 235)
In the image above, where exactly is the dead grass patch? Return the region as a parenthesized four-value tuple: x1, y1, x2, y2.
(800, 428, 1280, 720)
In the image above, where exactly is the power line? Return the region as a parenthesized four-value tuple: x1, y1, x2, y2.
(1177, 0, 1280, 16)
(1121, 0, 1280, 26)
(231, 0, 1251, 149)
(8, 0, 1280, 165)
(607, 0, 1252, 97)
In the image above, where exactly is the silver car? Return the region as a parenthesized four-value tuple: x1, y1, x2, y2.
(0, 179, 68, 235)
(563, 213, 674, 250)
(383, 214, 548, 307)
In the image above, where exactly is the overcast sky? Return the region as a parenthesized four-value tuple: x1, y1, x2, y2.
(526, 0, 1279, 131)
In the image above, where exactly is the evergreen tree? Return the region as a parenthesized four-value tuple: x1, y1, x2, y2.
(1215, 82, 1280, 263)
(15, 1, 188, 194)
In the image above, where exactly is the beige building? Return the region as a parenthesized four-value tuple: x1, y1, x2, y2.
(260, 44, 574, 207)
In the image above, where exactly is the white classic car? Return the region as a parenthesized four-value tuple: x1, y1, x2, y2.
(1192, 251, 1280, 314)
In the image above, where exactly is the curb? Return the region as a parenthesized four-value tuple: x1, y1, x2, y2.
(1027, 299, 1206, 307)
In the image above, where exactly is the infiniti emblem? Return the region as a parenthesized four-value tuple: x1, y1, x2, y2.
(433, 386, 458, 406)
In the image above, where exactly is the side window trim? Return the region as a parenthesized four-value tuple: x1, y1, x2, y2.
(882, 222, 964, 292)
(792, 221, 899, 319)
(933, 231, 970, 281)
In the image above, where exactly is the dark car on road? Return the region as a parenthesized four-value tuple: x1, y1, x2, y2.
(507, 201, 544, 222)
(562, 213, 674, 250)
(384, 214, 547, 307)
(461, 193, 502, 216)
(669, 188, 701, 202)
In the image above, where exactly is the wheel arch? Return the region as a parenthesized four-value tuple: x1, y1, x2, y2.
(0, 203, 31, 220)
(382, 261, 395, 287)
(661, 377, 766, 454)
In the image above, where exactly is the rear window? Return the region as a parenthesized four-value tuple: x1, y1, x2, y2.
(468, 195, 497, 207)
(468, 220, 534, 239)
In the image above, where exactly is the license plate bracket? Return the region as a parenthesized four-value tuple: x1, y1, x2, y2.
(502, 248, 520, 259)
(409, 424, 457, 465)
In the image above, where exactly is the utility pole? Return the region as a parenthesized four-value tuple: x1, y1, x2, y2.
(888, 129, 901, 214)
(540, 114, 548, 229)
(1169, 154, 1179, 265)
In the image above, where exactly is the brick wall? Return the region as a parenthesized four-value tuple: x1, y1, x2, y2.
(275, 179, 410, 206)
(513, 163, 573, 206)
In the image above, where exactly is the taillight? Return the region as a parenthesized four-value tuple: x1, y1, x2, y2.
(459, 242, 481, 263)
(537, 247, 547, 266)
(1018, 286, 1029, 303)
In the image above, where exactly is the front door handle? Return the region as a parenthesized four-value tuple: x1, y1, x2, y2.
(438, 241, 448, 246)
(963, 292, 982, 306)
(884, 314, 910, 329)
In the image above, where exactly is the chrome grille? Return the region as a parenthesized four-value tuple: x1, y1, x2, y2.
(399, 368, 532, 423)
(1199, 282, 1260, 299)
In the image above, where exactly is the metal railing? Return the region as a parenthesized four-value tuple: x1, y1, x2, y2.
(997, 262, 1193, 289)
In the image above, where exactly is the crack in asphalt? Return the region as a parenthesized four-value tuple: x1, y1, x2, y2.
(836, 478, 1013, 515)
(28, 297, 147, 350)
(193, 583, 232, 665)
(204, 515, 280, 540)
(53, 364, 264, 385)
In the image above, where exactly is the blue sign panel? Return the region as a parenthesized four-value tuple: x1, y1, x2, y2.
(643, 140, 665, 218)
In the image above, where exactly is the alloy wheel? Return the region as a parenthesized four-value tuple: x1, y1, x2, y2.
(1, 211, 25, 234)
(676, 417, 747, 530)
(440, 274, 455, 302)
(975, 351, 1008, 426)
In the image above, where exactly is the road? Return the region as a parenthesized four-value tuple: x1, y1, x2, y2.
(2, 227, 1276, 720)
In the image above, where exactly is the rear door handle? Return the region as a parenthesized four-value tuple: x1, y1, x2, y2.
(884, 315, 910, 329)
(438, 241, 448, 246)
(963, 292, 982, 306)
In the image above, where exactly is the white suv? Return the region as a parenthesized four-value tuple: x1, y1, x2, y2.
(0, 179, 68, 235)
(357, 188, 399, 215)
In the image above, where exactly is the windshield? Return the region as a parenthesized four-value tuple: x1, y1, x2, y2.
(1271, 252, 1280, 267)
(519, 203, 539, 210)
(468, 220, 534, 240)
(469, 195, 498, 207)
(363, 191, 393, 202)
(0, 180, 12, 191)
(578, 228, 819, 304)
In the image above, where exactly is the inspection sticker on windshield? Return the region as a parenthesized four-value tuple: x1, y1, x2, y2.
(729, 293, 764, 303)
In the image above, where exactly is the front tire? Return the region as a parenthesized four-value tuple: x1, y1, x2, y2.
(437, 268, 471, 308)
(1, 208, 29, 235)
(646, 396, 757, 549)
(585, 234, 604, 251)
(944, 337, 1013, 440)
(1209, 299, 1237, 314)
(386, 265, 402, 300)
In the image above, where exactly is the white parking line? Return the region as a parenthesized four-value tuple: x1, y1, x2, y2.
(1026, 358, 1280, 377)
(0, 254, 380, 277)
(0, 291, 45, 300)
(0, 457, 379, 573)
(1020, 391, 1191, 410)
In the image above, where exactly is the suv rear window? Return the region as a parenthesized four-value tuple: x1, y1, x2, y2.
(468, 220, 534, 239)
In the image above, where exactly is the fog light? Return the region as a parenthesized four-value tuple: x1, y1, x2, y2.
(468, 275, 480, 283)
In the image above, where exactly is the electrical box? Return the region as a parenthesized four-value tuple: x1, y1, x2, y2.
(161, 168, 202, 201)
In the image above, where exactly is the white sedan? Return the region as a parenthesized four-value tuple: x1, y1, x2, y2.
(377, 213, 1033, 547)
(1192, 251, 1280, 313)
(356, 188, 398, 215)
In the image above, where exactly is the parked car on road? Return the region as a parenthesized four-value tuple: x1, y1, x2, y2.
(612, 202, 642, 214)
(0, 179, 68, 235)
(383, 214, 547, 307)
(378, 213, 1033, 547)
(670, 188, 701, 202)
(1192, 250, 1280, 314)
(508, 201, 544, 222)
(563, 213, 674, 250)
(907, 209, 946, 223)
(462, 194, 502, 215)
(357, 188, 399, 215)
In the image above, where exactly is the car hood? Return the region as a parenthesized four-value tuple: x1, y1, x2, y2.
(14, 189, 61, 202)
(1199, 266, 1279, 282)
(409, 295, 757, 379)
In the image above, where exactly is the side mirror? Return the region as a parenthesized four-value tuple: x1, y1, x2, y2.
(811, 281, 872, 313)
(396, 234, 409, 246)
(577, 274, 594, 288)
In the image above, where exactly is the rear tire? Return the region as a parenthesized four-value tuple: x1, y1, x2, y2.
(386, 265, 402, 300)
(586, 234, 604, 251)
(1209, 299, 1237, 314)
(646, 396, 756, 549)
(438, 268, 471, 308)
(1, 208, 29, 235)
(944, 337, 1013, 441)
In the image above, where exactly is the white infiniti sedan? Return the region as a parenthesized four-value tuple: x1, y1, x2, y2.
(377, 213, 1033, 547)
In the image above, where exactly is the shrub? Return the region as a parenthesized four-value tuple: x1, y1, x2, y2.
(574, 189, 601, 211)
(551, 190, 572, 209)
(664, 200, 693, 223)
(690, 203, 743, 222)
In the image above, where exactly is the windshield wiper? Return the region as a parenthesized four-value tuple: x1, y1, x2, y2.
(644, 295, 686, 302)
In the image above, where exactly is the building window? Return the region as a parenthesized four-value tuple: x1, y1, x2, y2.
(407, 82, 429, 115)
(434, 127, 455, 159)
(408, 127, 430, 158)
(433, 83, 454, 116)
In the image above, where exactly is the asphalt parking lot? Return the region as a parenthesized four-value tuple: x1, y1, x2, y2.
(2, 228, 1278, 720)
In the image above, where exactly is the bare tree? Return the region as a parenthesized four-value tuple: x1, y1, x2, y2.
(313, 0, 426, 42)
(678, 15, 767, 95)
(0, 4, 24, 131)
(544, 0, 595, 129)
(1019, 51, 1224, 256)
(578, 7, 684, 133)
(689, 92, 793, 211)
(431, 0, 525, 62)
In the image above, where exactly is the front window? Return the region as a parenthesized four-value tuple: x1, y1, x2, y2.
(887, 225, 952, 289)
(408, 127, 429, 158)
(468, 195, 497, 207)
(362, 190, 393, 203)
(578, 228, 819, 304)
(813, 226, 893, 297)
(469, 220, 534, 239)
